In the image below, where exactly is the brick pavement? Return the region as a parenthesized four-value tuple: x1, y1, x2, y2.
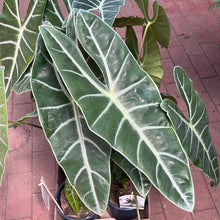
(0, 0, 220, 219)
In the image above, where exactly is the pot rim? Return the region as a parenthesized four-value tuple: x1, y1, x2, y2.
(108, 194, 148, 211)
(55, 181, 97, 220)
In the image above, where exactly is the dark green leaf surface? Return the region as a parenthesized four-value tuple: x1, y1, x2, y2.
(66, 9, 77, 42)
(63, 0, 74, 13)
(135, 0, 149, 20)
(135, 1, 170, 87)
(0, 0, 47, 98)
(13, 62, 32, 93)
(31, 37, 111, 215)
(111, 150, 151, 198)
(161, 66, 219, 187)
(150, 4, 170, 48)
(126, 26, 139, 60)
(40, 11, 194, 212)
(72, 0, 125, 26)
(0, 67, 8, 185)
(44, 0, 64, 29)
(113, 16, 144, 28)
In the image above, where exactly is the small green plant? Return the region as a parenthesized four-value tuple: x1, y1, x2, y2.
(64, 179, 92, 217)
(0, 0, 219, 218)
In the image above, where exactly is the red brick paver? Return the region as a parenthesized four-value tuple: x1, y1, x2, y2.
(0, 0, 220, 219)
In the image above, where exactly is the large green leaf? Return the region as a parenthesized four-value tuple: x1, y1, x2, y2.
(40, 11, 194, 212)
(161, 66, 219, 187)
(72, 0, 125, 26)
(0, 66, 8, 185)
(111, 150, 151, 198)
(0, 0, 47, 98)
(31, 36, 111, 215)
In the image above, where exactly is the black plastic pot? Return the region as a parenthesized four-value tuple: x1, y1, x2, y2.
(107, 195, 149, 220)
(107, 201, 137, 220)
(55, 182, 99, 220)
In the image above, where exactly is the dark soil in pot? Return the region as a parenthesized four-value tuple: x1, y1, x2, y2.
(109, 180, 134, 207)
(108, 180, 148, 220)
(55, 182, 99, 220)
(60, 189, 93, 218)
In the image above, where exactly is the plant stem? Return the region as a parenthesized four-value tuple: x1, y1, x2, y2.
(137, 22, 151, 63)
(8, 120, 42, 129)
(133, 185, 141, 220)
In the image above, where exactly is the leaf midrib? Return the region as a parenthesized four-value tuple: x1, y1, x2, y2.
(167, 103, 217, 183)
(73, 101, 101, 213)
(5, 0, 38, 94)
(175, 73, 217, 183)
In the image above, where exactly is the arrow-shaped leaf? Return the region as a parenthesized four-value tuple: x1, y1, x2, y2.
(161, 66, 219, 187)
(31, 36, 111, 215)
(0, 0, 47, 98)
(39, 11, 194, 212)
(72, 0, 125, 26)
(0, 66, 8, 185)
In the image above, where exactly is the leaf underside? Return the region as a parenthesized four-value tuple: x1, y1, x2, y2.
(40, 11, 194, 212)
(161, 66, 219, 187)
(31, 36, 111, 215)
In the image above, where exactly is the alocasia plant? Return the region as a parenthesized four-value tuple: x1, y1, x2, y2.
(0, 0, 219, 217)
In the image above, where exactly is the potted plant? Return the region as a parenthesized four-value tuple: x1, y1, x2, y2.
(55, 179, 99, 220)
(0, 0, 219, 219)
(107, 161, 149, 220)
